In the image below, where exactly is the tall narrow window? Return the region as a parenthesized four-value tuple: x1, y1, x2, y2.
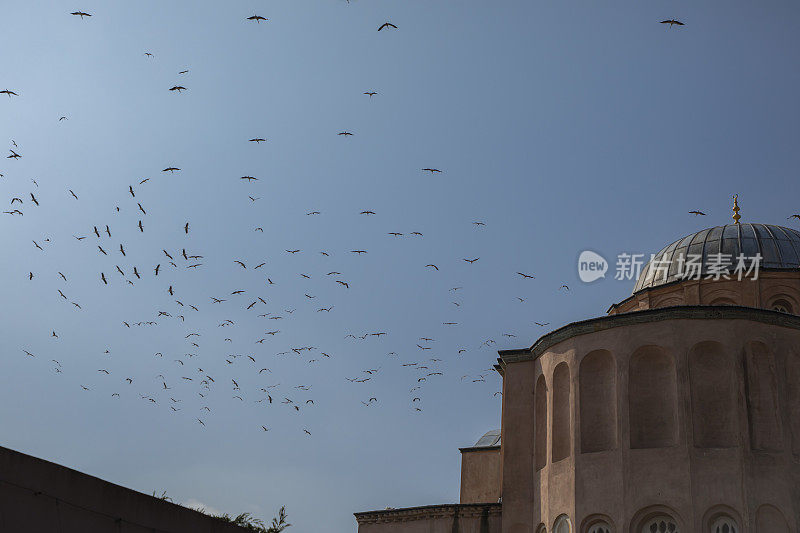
(689, 342, 737, 448)
(629, 346, 678, 449)
(580, 350, 617, 453)
(552, 363, 571, 462)
(534, 374, 548, 470)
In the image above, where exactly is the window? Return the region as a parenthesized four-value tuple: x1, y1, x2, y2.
(580, 350, 617, 453)
(554, 515, 572, 533)
(642, 517, 678, 533)
(710, 516, 738, 533)
(587, 522, 612, 533)
(771, 298, 793, 314)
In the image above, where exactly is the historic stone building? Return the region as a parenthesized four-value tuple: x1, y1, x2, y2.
(355, 216, 800, 533)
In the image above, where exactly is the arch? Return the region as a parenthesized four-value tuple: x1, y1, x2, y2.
(703, 505, 744, 533)
(769, 297, 794, 314)
(553, 514, 572, 533)
(709, 297, 737, 306)
(689, 342, 737, 448)
(552, 363, 571, 462)
(755, 504, 789, 532)
(744, 341, 783, 451)
(534, 374, 548, 470)
(535, 524, 547, 533)
(709, 516, 738, 533)
(630, 505, 683, 533)
(580, 350, 617, 453)
(629, 346, 678, 449)
(581, 514, 615, 533)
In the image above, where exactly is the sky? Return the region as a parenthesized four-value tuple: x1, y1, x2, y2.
(1, 1, 799, 531)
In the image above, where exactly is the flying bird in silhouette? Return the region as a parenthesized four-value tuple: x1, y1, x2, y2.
(364, 92, 378, 97)
(378, 22, 397, 31)
(169, 86, 187, 92)
(0, 90, 18, 97)
(163, 167, 180, 172)
(689, 210, 707, 216)
(338, 131, 354, 136)
(71, 11, 91, 18)
(660, 19, 684, 27)
(517, 272, 535, 279)
(249, 138, 267, 143)
(425, 264, 439, 271)
(422, 168, 441, 173)
(247, 15, 268, 22)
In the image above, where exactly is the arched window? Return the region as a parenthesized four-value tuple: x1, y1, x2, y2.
(641, 516, 679, 532)
(710, 516, 738, 533)
(587, 522, 612, 533)
(629, 346, 678, 449)
(552, 363, 571, 462)
(771, 298, 794, 314)
(534, 374, 548, 470)
(554, 514, 572, 533)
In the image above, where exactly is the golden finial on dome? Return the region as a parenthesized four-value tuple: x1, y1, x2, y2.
(732, 194, 741, 224)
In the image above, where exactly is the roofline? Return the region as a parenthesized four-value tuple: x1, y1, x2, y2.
(354, 502, 502, 522)
(459, 445, 501, 453)
(496, 305, 800, 368)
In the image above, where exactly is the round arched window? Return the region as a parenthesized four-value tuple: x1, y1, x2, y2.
(710, 516, 738, 533)
(587, 522, 612, 533)
(554, 515, 572, 533)
(771, 299, 794, 314)
(642, 517, 678, 533)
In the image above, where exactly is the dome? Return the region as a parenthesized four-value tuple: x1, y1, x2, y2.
(633, 223, 800, 293)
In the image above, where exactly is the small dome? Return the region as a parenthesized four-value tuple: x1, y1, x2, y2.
(473, 429, 501, 448)
(634, 223, 800, 293)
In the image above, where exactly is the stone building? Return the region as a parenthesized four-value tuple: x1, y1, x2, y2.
(355, 215, 800, 533)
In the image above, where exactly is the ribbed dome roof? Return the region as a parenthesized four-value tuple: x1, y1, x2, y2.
(634, 223, 800, 293)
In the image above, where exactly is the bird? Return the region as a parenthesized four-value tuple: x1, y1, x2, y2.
(184, 222, 189, 234)
(338, 131, 354, 136)
(8, 150, 21, 159)
(660, 19, 684, 27)
(559, 284, 570, 291)
(473, 221, 486, 226)
(364, 92, 378, 97)
(463, 258, 480, 263)
(59, 116, 68, 121)
(421, 168, 442, 173)
(101, 273, 107, 284)
(378, 22, 397, 31)
(240, 176, 258, 181)
(144, 52, 154, 58)
(247, 15, 268, 23)
(534, 322, 550, 327)
(69, 190, 78, 199)
(689, 210, 707, 216)
(425, 264, 439, 271)
(169, 86, 187, 92)
(71, 11, 92, 18)
(360, 210, 375, 215)
(517, 272, 535, 279)
(249, 138, 267, 143)
(0, 90, 18, 97)
(178, 70, 189, 74)
(162, 167, 180, 172)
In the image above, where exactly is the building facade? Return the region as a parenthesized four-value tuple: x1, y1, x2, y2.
(355, 221, 800, 533)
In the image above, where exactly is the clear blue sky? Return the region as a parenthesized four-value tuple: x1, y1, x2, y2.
(1, 1, 798, 531)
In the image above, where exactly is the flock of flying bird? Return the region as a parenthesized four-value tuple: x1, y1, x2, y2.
(0, 7, 592, 438)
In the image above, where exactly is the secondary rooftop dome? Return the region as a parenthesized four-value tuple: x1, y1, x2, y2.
(633, 223, 800, 294)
